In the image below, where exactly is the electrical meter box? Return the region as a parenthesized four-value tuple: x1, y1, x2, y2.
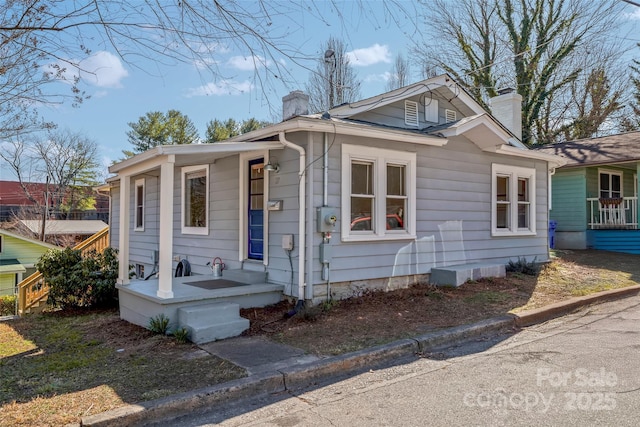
(317, 207, 337, 232)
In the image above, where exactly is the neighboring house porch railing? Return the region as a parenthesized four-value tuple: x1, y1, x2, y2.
(588, 197, 638, 230)
(17, 227, 110, 315)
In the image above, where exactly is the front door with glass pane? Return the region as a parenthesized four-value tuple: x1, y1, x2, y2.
(248, 158, 264, 260)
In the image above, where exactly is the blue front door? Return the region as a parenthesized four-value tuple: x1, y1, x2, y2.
(248, 159, 264, 260)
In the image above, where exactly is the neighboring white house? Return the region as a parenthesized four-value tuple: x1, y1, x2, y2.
(106, 74, 564, 342)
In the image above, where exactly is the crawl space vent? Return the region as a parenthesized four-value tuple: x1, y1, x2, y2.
(405, 100, 419, 127)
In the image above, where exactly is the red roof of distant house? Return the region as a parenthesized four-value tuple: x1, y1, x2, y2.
(0, 181, 49, 205)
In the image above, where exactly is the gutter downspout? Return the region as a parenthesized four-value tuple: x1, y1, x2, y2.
(278, 132, 306, 305)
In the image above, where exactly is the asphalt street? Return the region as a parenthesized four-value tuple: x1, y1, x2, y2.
(158, 295, 640, 426)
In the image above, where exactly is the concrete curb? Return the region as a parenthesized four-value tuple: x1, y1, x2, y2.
(513, 284, 640, 327)
(81, 371, 285, 427)
(81, 285, 640, 426)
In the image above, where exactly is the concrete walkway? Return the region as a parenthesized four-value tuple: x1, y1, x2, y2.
(200, 336, 322, 375)
(80, 284, 640, 427)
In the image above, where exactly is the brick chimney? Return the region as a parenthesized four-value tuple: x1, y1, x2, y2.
(489, 88, 522, 141)
(282, 90, 309, 121)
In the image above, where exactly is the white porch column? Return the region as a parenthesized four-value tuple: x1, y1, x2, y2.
(117, 175, 131, 285)
(157, 156, 175, 299)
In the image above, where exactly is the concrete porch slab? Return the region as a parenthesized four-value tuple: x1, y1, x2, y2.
(430, 262, 506, 287)
(116, 274, 283, 331)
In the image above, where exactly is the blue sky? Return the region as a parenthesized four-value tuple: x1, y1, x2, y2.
(31, 1, 640, 177)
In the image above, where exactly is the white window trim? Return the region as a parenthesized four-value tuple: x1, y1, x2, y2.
(598, 168, 623, 198)
(491, 163, 536, 237)
(181, 164, 209, 235)
(341, 144, 416, 242)
(134, 178, 145, 231)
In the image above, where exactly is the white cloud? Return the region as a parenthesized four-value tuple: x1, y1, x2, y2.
(364, 72, 392, 83)
(193, 57, 219, 70)
(185, 79, 254, 97)
(191, 42, 227, 69)
(626, 9, 640, 20)
(227, 55, 271, 71)
(346, 44, 392, 67)
(45, 51, 128, 88)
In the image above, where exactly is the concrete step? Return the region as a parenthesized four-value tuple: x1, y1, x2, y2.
(430, 262, 506, 287)
(178, 302, 242, 324)
(177, 302, 250, 344)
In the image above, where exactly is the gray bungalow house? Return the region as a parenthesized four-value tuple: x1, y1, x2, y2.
(535, 131, 640, 253)
(107, 74, 563, 343)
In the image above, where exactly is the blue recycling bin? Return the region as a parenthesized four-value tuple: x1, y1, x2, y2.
(548, 220, 557, 249)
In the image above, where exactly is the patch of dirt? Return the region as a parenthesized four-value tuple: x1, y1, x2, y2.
(241, 250, 640, 355)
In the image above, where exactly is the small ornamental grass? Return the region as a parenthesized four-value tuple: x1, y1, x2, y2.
(148, 314, 170, 335)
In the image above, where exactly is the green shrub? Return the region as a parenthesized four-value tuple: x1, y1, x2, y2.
(0, 295, 16, 316)
(149, 314, 170, 334)
(36, 247, 119, 310)
(172, 327, 190, 343)
(506, 256, 541, 276)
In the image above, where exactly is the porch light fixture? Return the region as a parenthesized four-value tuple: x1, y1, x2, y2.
(264, 160, 280, 173)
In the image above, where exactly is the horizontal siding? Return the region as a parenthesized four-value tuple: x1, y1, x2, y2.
(129, 174, 159, 274)
(266, 138, 306, 287)
(172, 155, 241, 276)
(0, 273, 16, 296)
(0, 235, 51, 265)
(587, 230, 640, 254)
(111, 129, 553, 294)
(302, 133, 551, 286)
(550, 169, 586, 232)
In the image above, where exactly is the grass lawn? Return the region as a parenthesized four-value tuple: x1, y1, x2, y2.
(0, 311, 245, 426)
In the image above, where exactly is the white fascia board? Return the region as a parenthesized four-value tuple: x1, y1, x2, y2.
(329, 74, 486, 118)
(109, 141, 285, 174)
(438, 114, 511, 145)
(110, 154, 175, 177)
(230, 118, 448, 147)
(488, 144, 568, 168)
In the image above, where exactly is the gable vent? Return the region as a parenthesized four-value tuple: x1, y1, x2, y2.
(445, 109, 457, 123)
(425, 98, 439, 123)
(405, 100, 419, 127)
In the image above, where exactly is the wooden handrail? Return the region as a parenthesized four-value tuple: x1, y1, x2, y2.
(18, 227, 110, 315)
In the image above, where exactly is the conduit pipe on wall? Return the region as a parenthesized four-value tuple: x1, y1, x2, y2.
(278, 132, 307, 304)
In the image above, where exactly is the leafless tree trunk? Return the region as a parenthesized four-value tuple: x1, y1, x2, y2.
(305, 37, 362, 113)
(386, 54, 412, 91)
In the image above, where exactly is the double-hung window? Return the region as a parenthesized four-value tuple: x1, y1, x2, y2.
(134, 178, 145, 231)
(341, 144, 416, 241)
(599, 169, 622, 199)
(181, 165, 209, 235)
(491, 164, 536, 236)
